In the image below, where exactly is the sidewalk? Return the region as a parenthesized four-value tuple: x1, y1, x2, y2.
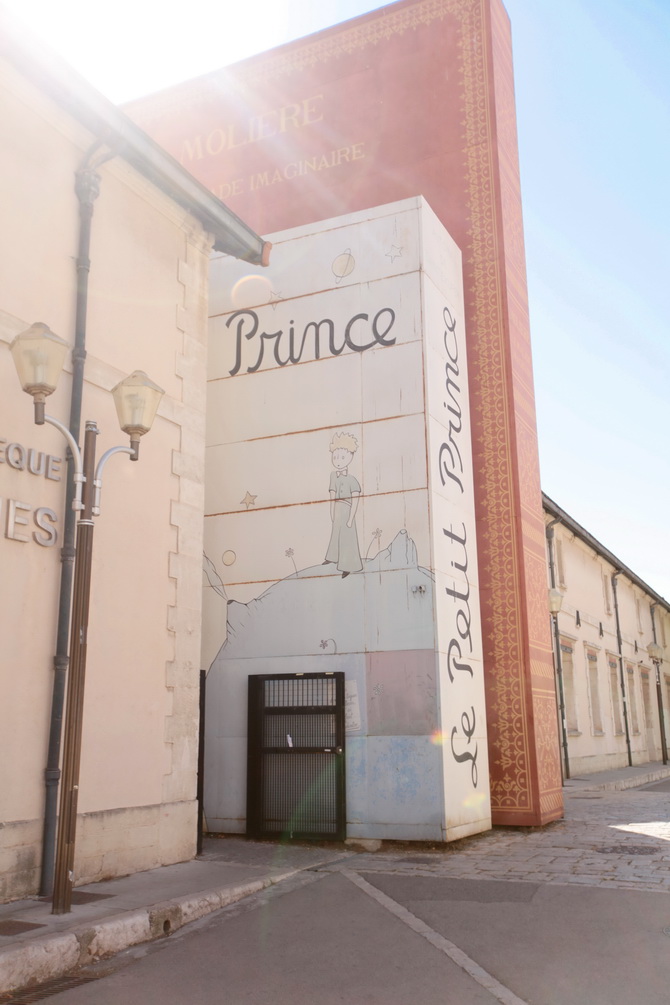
(562, 759, 670, 792)
(2, 761, 669, 995)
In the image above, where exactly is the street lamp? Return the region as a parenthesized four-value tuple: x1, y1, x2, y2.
(647, 640, 668, 766)
(548, 588, 563, 616)
(548, 587, 570, 780)
(10, 323, 164, 914)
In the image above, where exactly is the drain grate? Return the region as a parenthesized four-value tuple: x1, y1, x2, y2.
(0, 969, 113, 1003)
(595, 844, 660, 855)
(0, 921, 46, 937)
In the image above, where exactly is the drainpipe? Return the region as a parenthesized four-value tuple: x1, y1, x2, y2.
(611, 572, 633, 768)
(650, 604, 668, 765)
(546, 520, 570, 780)
(39, 157, 103, 897)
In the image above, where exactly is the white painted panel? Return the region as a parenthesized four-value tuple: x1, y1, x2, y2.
(360, 413, 428, 498)
(419, 200, 466, 308)
(421, 220, 491, 839)
(351, 735, 444, 828)
(210, 197, 423, 318)
(203, 735, 247, 831)
(363, 554, 435, 654)
(207, 351, 363, 447)
(201, 580, 230, 672)
(360, 338, 425, 422)
(358, 487, 432, 575)
(206, 423, 364, 515)
(434, 582, 484, 678)
(428, 483, 481, 591)
(209, 272, 421, 383)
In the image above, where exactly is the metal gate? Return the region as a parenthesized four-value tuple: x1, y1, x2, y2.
(246, 672, 345, 840)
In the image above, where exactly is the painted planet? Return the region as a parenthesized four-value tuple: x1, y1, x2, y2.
(332, 249, 355, 281)
(222, 550, 236, 566)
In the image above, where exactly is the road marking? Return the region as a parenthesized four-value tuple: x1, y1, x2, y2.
(341, 869, 528, 1005)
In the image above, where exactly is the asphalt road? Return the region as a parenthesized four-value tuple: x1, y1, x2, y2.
(41, 858, 670, 1005)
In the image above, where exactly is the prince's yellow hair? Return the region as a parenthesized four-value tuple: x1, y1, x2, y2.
(329, 432, 358, 453)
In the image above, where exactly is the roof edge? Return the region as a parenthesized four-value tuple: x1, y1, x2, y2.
(542, 492, 669, 613)
(0, 11, 269, 265)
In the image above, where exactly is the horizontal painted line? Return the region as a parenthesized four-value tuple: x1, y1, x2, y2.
(206, 410, 426, 447)
(205, 486, 428, 518)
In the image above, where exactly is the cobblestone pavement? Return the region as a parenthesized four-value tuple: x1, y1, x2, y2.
(340, 783, 670, 893)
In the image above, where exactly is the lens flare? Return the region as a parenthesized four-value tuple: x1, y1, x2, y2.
(231, 274, 272, 309)
(462, 790, 489, 810)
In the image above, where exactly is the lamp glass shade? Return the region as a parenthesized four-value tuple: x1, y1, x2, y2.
(647, 642, 663, 662)
(548, 588, 564, 614)
(10, 323, 69, 399)
(111, 370, 164, 438)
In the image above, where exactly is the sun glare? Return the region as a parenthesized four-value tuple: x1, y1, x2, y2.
(5, 0, 293, 102)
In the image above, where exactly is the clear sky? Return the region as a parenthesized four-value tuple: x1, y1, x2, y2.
(6, 0, 669, 599)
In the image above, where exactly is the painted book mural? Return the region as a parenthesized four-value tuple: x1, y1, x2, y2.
(203, 198, 491, 841)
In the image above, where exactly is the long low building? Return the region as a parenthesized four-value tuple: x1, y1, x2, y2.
(543, 493, 669, 777)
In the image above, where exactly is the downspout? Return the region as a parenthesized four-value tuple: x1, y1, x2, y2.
(546, 520, 569, 780)
(39, 155, 104, 896)
(650, 604, 668, 765)
(611, 572, 633, 767)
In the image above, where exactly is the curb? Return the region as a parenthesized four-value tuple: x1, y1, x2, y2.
(0, 869, 299, 994)
(571, 765, 670, 793)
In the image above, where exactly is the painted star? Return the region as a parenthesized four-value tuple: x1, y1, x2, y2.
(269, 290, 283, 309)
(385, 244, 403, 263)
(240, 491, 257, 509)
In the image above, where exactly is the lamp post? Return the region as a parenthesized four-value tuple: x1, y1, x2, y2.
(548, 587, 570, 781)
(648, 641, 668, 766)
(11, 323, 163, 914)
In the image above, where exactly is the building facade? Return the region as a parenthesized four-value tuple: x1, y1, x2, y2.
(544, 496, 670, 777)
(0, 15, 266, 902)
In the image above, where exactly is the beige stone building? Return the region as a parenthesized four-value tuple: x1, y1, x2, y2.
(0, 14, 267, 902)
(544, 494, 670, 777)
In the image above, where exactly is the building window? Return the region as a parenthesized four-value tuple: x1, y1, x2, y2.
(561, 641, 578, 733)
(586, 649, 603, 734)
(641, 671, 653, 734)
(609, 657, 623, 735)
(626, 663, 640, 734)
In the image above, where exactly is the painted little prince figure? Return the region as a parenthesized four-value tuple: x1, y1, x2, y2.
(324, 432, 363, 577)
